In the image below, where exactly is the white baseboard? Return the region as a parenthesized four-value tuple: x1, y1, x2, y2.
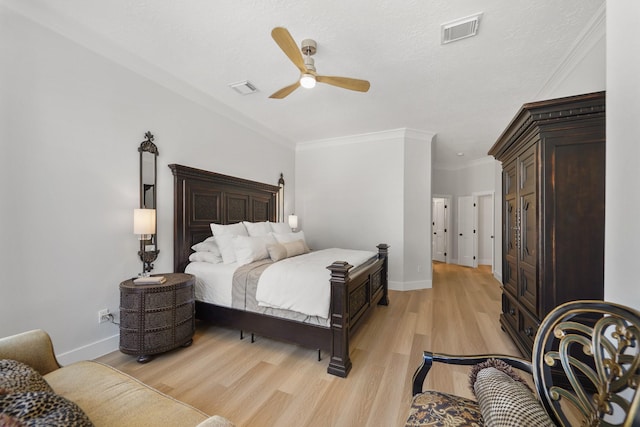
(389, 279, 432, 291)
(56, 334, 119, 366)
(493, 271, 502, 283)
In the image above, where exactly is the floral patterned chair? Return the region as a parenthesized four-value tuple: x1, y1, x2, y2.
(406, 300, 640, 427)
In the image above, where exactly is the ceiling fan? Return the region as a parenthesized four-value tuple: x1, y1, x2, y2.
(269, 27, 371, 99)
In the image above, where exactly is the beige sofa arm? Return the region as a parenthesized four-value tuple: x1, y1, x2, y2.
(0, 329, 61, 375)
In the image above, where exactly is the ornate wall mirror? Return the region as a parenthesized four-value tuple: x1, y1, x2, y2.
(138, 131, 159, 273)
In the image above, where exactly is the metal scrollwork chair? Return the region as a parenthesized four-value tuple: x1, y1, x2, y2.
(407, 300, 640, 427)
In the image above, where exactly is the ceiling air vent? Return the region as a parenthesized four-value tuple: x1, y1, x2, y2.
(441, 13, 483, 44)
(229, 80, 258, 95)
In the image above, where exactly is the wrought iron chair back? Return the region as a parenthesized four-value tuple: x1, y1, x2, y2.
(409, 300, 640, 427)
(532, 301, 640, 427)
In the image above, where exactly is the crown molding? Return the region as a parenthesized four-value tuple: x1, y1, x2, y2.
(297, 128, 436, 151)
(432, 155, 496, 172)
(536, 3, 606, 99)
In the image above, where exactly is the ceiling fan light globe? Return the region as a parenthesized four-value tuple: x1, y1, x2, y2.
(300, 74, 316, 89)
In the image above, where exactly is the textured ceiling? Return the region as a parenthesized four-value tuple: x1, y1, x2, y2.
(8, 0, 604, 168)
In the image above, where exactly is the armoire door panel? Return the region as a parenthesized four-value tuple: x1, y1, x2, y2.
(504, 162, 517, 199)
(505, 198, 517, 258)
(519, 193, 537, 267)
(519, 145, 537, 195)
(519, 264, 537, 315)
(504, 259, 517, 296)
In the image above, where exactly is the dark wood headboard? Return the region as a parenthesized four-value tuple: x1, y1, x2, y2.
(169, 164, 280, 273)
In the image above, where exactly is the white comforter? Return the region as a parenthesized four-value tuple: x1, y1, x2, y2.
(256, 248, 376, 318)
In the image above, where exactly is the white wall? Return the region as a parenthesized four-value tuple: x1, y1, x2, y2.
(403, 131, 433, 286)
(295, 129, 434, 290)
(604, 1, 640, 311)
(0, 7, 294, 362)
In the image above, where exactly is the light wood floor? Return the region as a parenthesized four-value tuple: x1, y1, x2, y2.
(97, 262, 522, 426)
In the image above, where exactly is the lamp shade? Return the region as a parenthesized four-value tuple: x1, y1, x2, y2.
(288, 214, 298, 229)
(133, 208, 156, 235)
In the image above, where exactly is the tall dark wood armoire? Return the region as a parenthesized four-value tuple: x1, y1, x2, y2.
(488, 91, 605, 358)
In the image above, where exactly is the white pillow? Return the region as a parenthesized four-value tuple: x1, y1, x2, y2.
(243, 221, 272, 237)
(215, 234, 237, 264)
(233, 235, 276, 266)
(210, 222, 248, 237)
(191, 236, 221, 254)
(270, 222, 292, 234)
(188, 251, 222, 264)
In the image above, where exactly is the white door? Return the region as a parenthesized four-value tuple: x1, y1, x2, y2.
(432, 198, 448, 262)
(477, 194, 494, 267)
(457, 196, 476, 267)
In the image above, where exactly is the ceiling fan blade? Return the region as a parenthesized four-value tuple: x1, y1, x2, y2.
(269, 81, 301, 99)
(271, 27, 306, 74)
(316, 76, 370, 92)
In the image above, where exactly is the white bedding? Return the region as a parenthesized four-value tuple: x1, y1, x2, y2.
(185, 248, 376, 319)
(255, 248, 376, 318)
(185, 261, 238, 307)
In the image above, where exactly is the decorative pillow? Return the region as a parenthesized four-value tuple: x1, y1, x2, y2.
(266, 243, 288, 262)
(472, 367, 554, 427)
(188, 251, 222, 264)
(233, 235, 276, 265)
(267, 239, 310, 262)
(210, 222, 248, 237)
(0, 359, 53, 395)
(283, 240, 309, 257)
(0, 391, 93, 426)
(468, 358, 531, 396)
(242, 221, 272, 237)
(270, 222, 291, 234)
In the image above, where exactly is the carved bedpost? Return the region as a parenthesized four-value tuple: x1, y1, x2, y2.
(377, 243, 389, 306)
(327, 261, 353, 378)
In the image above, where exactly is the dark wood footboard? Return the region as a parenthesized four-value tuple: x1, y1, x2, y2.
(327, 243, 389, 377)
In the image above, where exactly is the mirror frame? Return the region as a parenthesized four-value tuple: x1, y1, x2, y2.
(138, 131, 159, 272)
(278, 173, 285, 223)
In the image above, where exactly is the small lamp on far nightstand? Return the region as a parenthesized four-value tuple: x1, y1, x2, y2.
(134, 208, 156, 277)
(288, 214, 298, 232)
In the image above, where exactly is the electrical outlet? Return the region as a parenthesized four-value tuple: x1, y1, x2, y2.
(98, 309, 111, 324)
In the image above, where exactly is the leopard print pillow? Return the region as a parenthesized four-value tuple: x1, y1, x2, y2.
(0, 391, 94, 426)
(0, 359, 53, 395)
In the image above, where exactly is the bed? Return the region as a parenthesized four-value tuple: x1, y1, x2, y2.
(170, 164, 389, 377)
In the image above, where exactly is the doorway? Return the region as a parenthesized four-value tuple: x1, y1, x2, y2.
(455, 192, 495, 269)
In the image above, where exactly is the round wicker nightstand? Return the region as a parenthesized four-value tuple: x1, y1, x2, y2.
(119, 273, 195, 363)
